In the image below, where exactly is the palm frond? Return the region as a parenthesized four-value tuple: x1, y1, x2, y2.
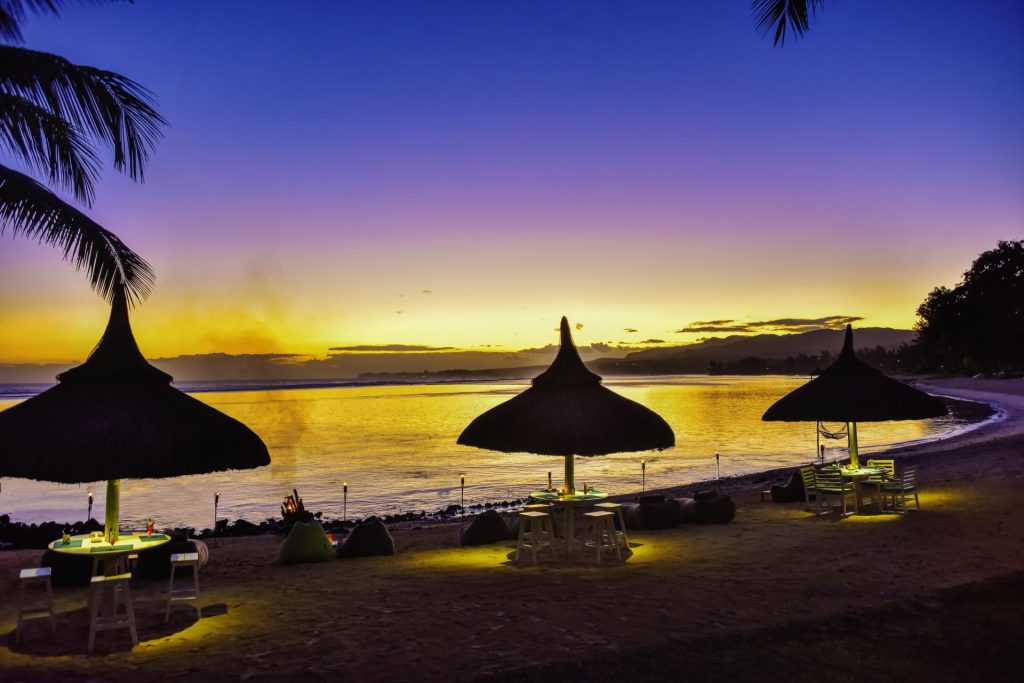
(0, 162, 154, 304)
(0, 91, 100, 203)
(0, 45, 165, 184)
(752, 0, 829, 47)
(0, 1, 131, 44)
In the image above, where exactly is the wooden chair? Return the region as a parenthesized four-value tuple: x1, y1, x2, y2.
(813, 468, 856, 516)
(881, 465, 920, 513)
(16, 567, 56, 643)
(860, 458, 896, 510)
(799, 466, 819, 511)
(88, 573, 137, 654)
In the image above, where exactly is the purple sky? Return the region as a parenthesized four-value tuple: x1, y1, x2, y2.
(1, 0, 1021, 366)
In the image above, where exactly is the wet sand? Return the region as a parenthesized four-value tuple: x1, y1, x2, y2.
(1, 377, 1022, 682)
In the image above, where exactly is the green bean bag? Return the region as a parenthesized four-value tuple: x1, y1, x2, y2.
(279, 520, 334, 564)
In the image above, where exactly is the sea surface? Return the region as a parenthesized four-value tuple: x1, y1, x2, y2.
(0, 376, 994, 530)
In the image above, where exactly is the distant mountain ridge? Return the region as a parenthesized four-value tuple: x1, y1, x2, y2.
(591, 327, 916, 375)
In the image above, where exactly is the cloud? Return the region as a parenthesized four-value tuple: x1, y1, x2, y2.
(575, 323, 584, 330)
(640, 338, 665, 344)
(623, 328, 638, 333)
(395, 310, 404, 315)
(422, 289, 433, 295)
(675, 315, 864, 335)
(328, 344, 457, 353)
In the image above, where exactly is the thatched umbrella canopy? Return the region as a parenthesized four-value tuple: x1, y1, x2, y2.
(458, 317, 674, 490)
(762, 324, 947, 466)
(0, 290, 270, 538)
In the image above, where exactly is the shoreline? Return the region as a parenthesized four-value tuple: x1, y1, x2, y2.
(0, 377, 1009, 540)
(2, 376, 1022, 680)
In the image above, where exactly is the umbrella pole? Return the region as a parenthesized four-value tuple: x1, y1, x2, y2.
(847, 422, 860, 468)
(564, 454, 575, 493)
(104, 479, 120, 544)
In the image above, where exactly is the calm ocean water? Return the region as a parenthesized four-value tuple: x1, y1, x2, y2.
(0, 376, 991, 529)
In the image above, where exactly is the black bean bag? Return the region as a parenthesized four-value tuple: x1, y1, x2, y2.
(770, 470, 806, 503)
(460, 510, 510, 546)
(694, 491, 736, 524)
(337, 518, 395, 559)
(676, 497, 697, 523)
(40, 549, 93, 586)
(622, 495, 682, 530)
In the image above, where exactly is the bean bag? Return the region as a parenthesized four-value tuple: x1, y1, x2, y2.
(694, 491, 736, 524)
(770, 470, 806, 503)
(460, 510, 510, 546)
(279, 520, 334, 565)
(40, 549, 93, 586)
(676, 497, 697, 523)
(337, 518, 395, 559)
(623, 496, 682, 530)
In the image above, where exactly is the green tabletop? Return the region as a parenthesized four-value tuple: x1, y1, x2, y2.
(529, 489, 609, 503)
(49, 531, 172, 556)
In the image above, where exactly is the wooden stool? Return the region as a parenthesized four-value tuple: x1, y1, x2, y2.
(16, 567, 56, 643)
(523, 503, 558, 536)
(166, 552, 201, 622)
(594, 502, 629, 550)
(582, 511, 622, 565)
(515, 511, 554, 565)
(88, 573, 137, 654)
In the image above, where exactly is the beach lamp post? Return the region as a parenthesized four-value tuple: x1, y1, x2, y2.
(460, 473, 466, 516)
(641, 458, 646, 492)
(87, 490, 93, 522)
(716, 452, 721, 480)
(343, 482, 348, 522)
(214, 491, 220, 545)
(763, 325, 947, 468)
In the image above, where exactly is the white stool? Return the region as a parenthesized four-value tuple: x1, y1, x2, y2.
(88, 573, 137, 654)
(594, 502, 629, 550)
(523, 503, 558, 537)
(582, 511, 622, 565)
(16, 567, 56, 643)
(166, 552, 201, 622)
(515, 511, 554, 565)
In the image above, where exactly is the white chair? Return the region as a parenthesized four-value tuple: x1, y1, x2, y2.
(88, 573, 137, 653)
(16, 567, 56, 643)
(515, 511, 554, 565)
(166, 552, 202, 622)
(582, 511, 622, 565)
(813, 468, 856, 516)
(881, 465, 920, 513)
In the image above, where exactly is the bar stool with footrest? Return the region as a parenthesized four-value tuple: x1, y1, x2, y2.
(582, 511, 622, 565)
(593, 502, 629, 551)
(16, 567, 56, 642)
(515, 511, 554, 565)
(88, 573, 137, 654)
(166, 552, 201, 622)
(523, 502, 558, 537)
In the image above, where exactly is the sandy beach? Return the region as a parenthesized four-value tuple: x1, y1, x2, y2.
(1, 376, 1022, 682)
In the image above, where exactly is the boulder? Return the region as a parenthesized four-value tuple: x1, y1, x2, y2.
(337, 518, 395, 559)
(460, 510, 510, 546)
(279, 520, 334, 565)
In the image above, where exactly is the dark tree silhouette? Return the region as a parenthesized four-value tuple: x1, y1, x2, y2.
(0, 0, 165, 304)
(915, 241, 1024, 375)
(753, 0, 830, 46)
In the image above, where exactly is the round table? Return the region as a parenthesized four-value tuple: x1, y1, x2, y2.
(528, 489, 608, 556)
(823, 465, 883, 513)
(49, 531, 172, 576)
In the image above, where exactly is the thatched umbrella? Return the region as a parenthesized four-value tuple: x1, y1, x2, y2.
(0, 290, 270, 540)
(458, 317, 674, 491)
(762, 324, 947, 467)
